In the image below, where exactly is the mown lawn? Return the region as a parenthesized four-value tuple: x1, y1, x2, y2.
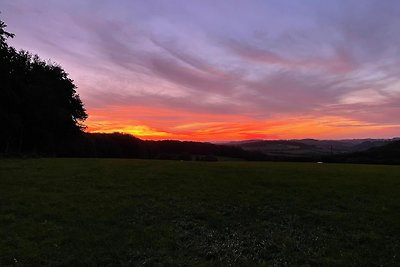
(0, 159, 399, 266)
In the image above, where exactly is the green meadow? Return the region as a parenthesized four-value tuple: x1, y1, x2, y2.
(0, 159, 399, 266)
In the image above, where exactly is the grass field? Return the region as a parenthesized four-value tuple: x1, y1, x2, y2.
(0, 159, 399, 266)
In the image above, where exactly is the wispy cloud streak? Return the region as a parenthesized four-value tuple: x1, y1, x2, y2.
(2, 0, 400, 139)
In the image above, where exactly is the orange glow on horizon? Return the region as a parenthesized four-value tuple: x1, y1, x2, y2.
(84, 105, 400, 141)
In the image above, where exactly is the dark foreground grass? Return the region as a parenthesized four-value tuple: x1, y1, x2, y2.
(0, 159, 399, 266)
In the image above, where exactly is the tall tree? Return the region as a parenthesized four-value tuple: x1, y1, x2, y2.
(0, 18, 87, 155)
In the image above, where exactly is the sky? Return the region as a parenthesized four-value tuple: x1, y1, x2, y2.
(2, 0, 400, 141)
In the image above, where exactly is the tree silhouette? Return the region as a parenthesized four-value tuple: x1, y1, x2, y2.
(0, 19, 14, 45)
(0, 18, 87, 155)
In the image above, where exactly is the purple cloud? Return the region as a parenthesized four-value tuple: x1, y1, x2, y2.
(2, 0, 400, 138)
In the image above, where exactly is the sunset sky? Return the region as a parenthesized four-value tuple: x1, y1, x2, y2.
(2, 0, 400, 141)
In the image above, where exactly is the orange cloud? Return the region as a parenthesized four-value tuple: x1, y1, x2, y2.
(84, 105, 399, 141)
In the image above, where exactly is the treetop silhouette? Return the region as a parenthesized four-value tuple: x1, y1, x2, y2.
(1, 17, 87, 155)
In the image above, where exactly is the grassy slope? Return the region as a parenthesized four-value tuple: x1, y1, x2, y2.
(0, 159, 399, 266)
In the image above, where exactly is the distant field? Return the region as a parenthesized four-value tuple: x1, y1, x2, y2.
(0, 159, 399, 266)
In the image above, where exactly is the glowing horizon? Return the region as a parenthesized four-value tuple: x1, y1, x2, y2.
(3, 0, 400, 141)
(84, 106, 400, 141)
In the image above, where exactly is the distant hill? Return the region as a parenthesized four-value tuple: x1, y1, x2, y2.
(4, 129, 399, 164)
(54, 132, 257, 161)
(330, 140, 400, 164)
(227, 138, 395, 158)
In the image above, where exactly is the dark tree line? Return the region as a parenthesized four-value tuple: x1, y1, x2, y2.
(68, 132, 258, 161)
(1, 19, 87, 155)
